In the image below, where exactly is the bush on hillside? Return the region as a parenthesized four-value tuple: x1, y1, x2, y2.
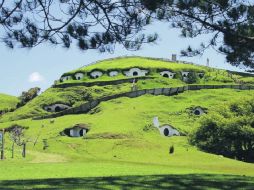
(189, 98, 254, 162)
(17, 87, 41, 108)
(186, 72, 198, 84)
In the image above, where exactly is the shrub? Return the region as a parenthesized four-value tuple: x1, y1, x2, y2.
(186, 72, 198, 84)
(189, 98, 254, 162)
(169, 145, 174, 154)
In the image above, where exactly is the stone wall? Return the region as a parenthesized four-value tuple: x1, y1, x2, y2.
(33, 84, 254, 120)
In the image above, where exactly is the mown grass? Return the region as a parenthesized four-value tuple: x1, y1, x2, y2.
(4, 56, 252, 122)
(0, 93, 18, 111)
(0, 89, 254, 184)
(0, 77, 188, 122)
(68, 57, 207, 73)
(0, 174, 253, 190)
(61, 57, 243, 84)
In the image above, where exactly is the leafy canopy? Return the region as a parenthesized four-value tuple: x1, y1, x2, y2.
(190, 97, 254, 163)
(1, 0, 254, 68)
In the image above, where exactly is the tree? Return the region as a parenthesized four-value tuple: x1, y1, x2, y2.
(1, 1, 254, 68)
(17, 87, 40, 107)
(8, 125, 25, 158)
(0, 0, 157, 51)
(189, 97, 254, 162)
(142, 0, 254, 68)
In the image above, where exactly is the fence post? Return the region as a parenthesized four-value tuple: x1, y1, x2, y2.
(0, 129, 4, 160)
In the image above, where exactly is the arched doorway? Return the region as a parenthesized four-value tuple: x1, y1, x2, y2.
(79, 129, 84, 136)
(163, 73, 169, 78)
(194, 110, 201, 115)
(55, 106, 61, 112)
(163, 128, 169, 136)
(133, 71, 138, 76)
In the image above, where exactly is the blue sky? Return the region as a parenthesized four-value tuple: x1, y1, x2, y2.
(0, 21, 240, 96)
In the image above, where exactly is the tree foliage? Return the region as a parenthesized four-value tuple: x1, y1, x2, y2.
(17, 87, 40, 108)
(0, 0, 157, 52)
(1, 1, 254, 68)
(144, 0, 254, 68)
(190, 98, 254, 162)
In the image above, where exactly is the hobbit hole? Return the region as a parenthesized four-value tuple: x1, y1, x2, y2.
(124, 68, 149, 77)
(44, 104, 71, 112)
(62, 124, 90, 137)
(109, 71, 119, 77)
(163, 73, 169, 78)
(194, 110, 201, 115)
(74, 73, 85, 80)
(163, 128, 169, 136)
(133, 71, 138, 76)
(55, 106, 61, 112)
(90, 71, 103, 79)
(159, 125, 180, 137)
(192, 107, 206, 116)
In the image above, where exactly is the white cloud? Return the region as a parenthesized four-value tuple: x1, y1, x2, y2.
(28, 72, 45, 83)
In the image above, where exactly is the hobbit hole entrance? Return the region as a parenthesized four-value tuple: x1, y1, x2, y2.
(55, 106, 61, 112)
(194, 110, 201, 115)
(163, 128, 169, 136)
(133, 71, 138, 76)
(163, 74, 169, 78)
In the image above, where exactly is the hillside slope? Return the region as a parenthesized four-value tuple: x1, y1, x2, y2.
(0, 89, 254, 180)
(1, 57, 253, 122)
(0, 93, 18, 111)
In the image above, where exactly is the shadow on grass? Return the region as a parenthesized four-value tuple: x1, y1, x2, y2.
(0, 174, 254, 190)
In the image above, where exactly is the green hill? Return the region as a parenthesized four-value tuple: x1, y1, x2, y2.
(0, 93, 18, 111)
(0, 57, 254, 189)
(1, 57, 253, 122)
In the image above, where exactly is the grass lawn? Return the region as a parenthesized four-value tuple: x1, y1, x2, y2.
(0, 93, 18, 111)
(0, 55, 253, 189)
(0, 89, 254, 189)
(0, 174, 254, 190)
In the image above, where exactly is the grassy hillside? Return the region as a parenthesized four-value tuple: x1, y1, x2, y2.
(2, 57, 253, 122)
(0, 89, 254, 181)
(0, 93, 18, 111)
(59, 57, 247, 84)
(0, 57, 254, 189)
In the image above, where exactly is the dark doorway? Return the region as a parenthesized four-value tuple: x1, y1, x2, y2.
(163, 128, 169, 136)
(77, 77, 81, 80)
(79, 129, 84, 136)
(163, 74, 169, 78)
(194, 110, 201, 115)
(199, 74, 204, 79)
(133, 71, 138, 76)
(55, 106, 61, 112)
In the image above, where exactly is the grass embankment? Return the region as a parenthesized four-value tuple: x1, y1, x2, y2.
(0, 89, 254, 183)
(60, 57, 244, 84)
(2, 57, 253, 122)
(0, 78, 186, 122)
(0, 93, 18, 111)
